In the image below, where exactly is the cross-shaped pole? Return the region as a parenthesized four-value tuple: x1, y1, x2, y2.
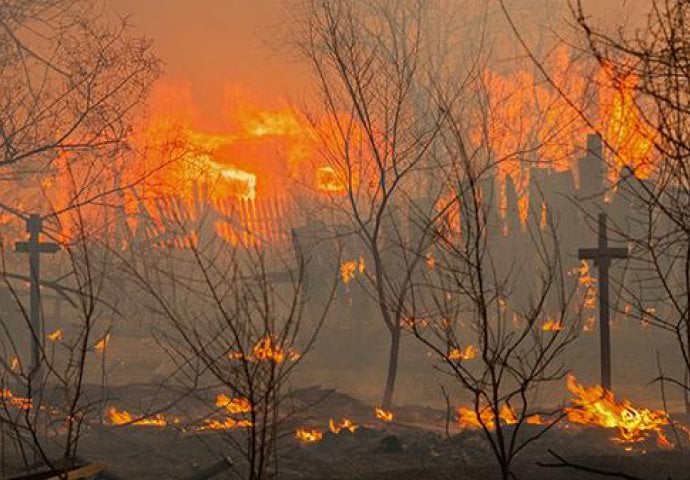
(15, 214, 60, 390)
(578, 213, 628, 391)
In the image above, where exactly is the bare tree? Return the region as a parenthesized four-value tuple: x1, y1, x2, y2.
(565, 0, 690, 413)
(405, 80, 584, 479)
(115, 200, 336, 480)
(294, 0, 467, 409)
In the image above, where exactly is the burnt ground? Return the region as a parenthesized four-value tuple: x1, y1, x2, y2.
(5, 385, 690, 480)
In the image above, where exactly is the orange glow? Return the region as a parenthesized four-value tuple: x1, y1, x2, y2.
(598, 63, 656, 186)
(565, 375, 669, 445)
(47, 329, 63, 342)
(447, 345, 478, 361)
(1, 389, 32, 410)
(457, 404, 543, 430)
(252, 335, 286, 363)
(94, 334, 110, 353)
(374, 406, 394, 422)
(295, 427, 323, 443)
(200, 418, 252, 430)
(9, 357, 20, 373)
(107, 407, 167, 427)
(542, 318, 564, 332)
(329, 417, 358, 434)
(215, 394, 252, 414)
(316, 166, 348, 193)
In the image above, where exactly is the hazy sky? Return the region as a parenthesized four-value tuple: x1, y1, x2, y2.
(110, 0, 309, 127)
(108, 0, 635, 129)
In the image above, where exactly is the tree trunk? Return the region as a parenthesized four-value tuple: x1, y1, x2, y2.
(381, 327, 401, 409)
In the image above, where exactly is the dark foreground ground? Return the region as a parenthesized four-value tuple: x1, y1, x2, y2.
(6, 385, 688, 480)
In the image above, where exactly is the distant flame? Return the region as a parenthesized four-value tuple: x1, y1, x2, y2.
(374, 406, 394, 422)
(295, 427, 323, 443)
(47, 329, 63, 342)
(1, 389, 31, 410)
(447, 345, 478, 361)
(94, 334, 110, 353)
(215, 394, 252, 414)
(107, 407, 167, 427)
(329, 417, 358, 434)
(541, 318, 564, 332)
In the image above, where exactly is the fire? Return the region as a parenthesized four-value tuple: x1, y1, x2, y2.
(565, 375, 669, 445)
(598, 63, 656, 184)
(295, 427, 323, 443)
(106, 407, 167, 427)
(229, 336, 300, 364)
(456, 404, 543, 430)
(47, 329, 63, 342)
(542, 318, 564, 332)
(329, 417, 358, 434)
(200, 418, 253, 430)
(374, 406, 394, 422)
(215, 394, 252, 414)
(94, 334, 110, 353)
(220, 167, 257, 201)
(447, 345, 478, 361)
(252, 336, 286, 363)
(340, 260, 357, 284)
(10, 357, 20, 372)
(426, 251, 435, 270)
(1, 389, 32, 410)
(316, 166, 348, 193)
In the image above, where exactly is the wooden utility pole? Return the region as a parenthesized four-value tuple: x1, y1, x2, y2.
(15, 214, 60, 390)
(578, 213, 628, 391)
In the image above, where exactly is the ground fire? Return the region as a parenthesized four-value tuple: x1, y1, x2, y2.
(2, 1, 689, 479)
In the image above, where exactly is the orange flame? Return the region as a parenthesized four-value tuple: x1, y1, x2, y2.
(295, 427, 323, 443)
(47, 329, 63, 342)
(565, 375, 669, 445)
(541, 318, 564, 332)
(215, 394, 252, 414)
(456, 404, 543, 430)
(447, 345, 478, 361)
(94, 334, 110, 353)
(329, 417, 358, 434)
(200, 418, 253, 430)
(1, 389, 32, 410)
(107, 407, 167, 427)
(374, 406, 394, 422)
